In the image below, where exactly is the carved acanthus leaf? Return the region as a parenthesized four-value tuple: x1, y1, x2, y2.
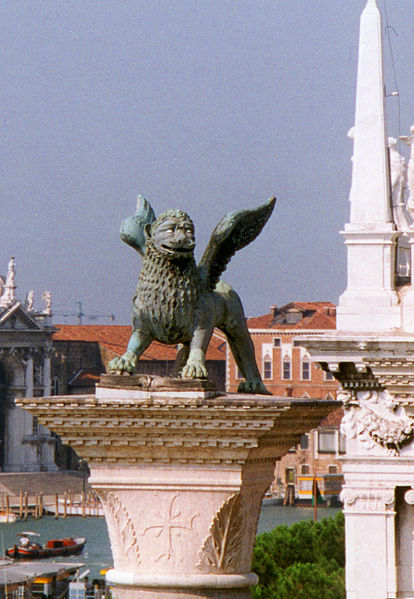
(197, 493, 243, 573)
(98, 491, 140, 566)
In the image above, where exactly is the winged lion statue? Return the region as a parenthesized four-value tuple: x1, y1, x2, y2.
(108, 196, 276, 394)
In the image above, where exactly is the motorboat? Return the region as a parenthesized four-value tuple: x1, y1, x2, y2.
(6, 532, 86, 559)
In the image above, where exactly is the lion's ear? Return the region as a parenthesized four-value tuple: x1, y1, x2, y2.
(144, 223, 152, 239)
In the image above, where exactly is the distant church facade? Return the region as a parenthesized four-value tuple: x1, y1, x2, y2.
(0, 258, 57, 472)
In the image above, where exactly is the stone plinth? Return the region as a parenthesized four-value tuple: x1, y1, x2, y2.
(17, 375, 337, 599)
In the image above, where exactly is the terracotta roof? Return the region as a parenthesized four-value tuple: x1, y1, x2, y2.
(53, 324, 226, 361)
(247, 301, 336, 331)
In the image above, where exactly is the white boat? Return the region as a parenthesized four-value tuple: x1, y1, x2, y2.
(46, 499, 104, 517)
(0, 511, 18, 523)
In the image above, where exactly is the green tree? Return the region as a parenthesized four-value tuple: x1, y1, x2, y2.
(251, 511, 345, 599)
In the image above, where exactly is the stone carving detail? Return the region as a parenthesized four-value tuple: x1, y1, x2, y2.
(41, 291, 52, 315)
(198, 493, 243, 573)
(98, 491, 140, 567)
(141, 493, 199, 564)
(404, 489, 414, 505)
(401, 125, 414, 217)
(340, 488, 395, 511)
(340, 389, 413, 455)
(0, 257, 16, 308)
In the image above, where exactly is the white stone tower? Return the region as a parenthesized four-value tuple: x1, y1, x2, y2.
(300, 2, 414, 598)
(337, 0, 400, 332)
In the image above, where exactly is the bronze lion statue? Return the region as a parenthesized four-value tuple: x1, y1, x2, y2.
(108, 196, 276, 394)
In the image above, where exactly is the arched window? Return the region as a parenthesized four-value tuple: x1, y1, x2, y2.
(263, 353, 272, 380)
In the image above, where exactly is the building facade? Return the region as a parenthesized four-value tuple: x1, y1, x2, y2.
(227, 302, 338, 399)
(0, 258, 57, 472)
(227, 302, 344, 503)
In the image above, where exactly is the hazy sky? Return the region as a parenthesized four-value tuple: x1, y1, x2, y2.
(2, 1, 414, 325)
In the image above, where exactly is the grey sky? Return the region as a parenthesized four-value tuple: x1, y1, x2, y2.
(2, 1, 413, 325)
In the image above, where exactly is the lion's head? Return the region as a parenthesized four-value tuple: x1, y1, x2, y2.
(145, 209, 196, 259)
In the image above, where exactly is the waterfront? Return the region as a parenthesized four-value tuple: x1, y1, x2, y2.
(0, 504, 341, 580)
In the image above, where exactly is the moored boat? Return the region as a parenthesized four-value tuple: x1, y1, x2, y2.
(6, 532, 86, 560)
(0, 511, 18, 523)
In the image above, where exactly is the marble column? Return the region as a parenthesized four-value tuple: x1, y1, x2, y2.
(17, 375, 337, 599)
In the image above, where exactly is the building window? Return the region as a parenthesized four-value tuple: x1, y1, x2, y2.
(300, 478, 313, 492)
(339, 433, 346, 454)
(301, 360, 311, 380)
(235, 367, 243, 380)
(285, 468, 295, 484)
(32, 417, 39, 436)
(301, 464, 310, 474)
(52, 376, 61, 395)
(273, 338, 281, 347)
(263, 354, 272, 380)
(318, 430, 336, 453)
(328, 465, 337, 474)
(325, 370, 334, 381)
(282, 357, 291, 380)
(300, 434, 309, 449)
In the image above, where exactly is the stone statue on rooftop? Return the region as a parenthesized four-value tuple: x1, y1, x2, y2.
(0, 257, 16, 308)
(25, 290, 34, 311)
(41, 291, 52, 315)
(400, 125, 414, 219)
(388, 136, 411, 230)
(108, 196, 276, 394)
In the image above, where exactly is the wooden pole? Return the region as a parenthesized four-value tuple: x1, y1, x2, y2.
(55, 493, 59, 519)
(5, 494, 9, 520)
(24, 492, 28, 521)
(19, 491, 23, 520)
(313, 471, 318, 522)
(1, 492, 4, 512)
(63, 491, 67, 518)
(39, 493, 43, 519)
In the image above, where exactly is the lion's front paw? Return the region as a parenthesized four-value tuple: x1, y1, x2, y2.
(237, 379, 272, 395)
(108, 351, 138, 374)
(181, 360, 208, 379)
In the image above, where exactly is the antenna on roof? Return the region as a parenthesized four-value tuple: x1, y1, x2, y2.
(54, 301, 115, 325)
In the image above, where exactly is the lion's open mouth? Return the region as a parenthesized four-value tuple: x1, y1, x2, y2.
(161, 245, 194, 254)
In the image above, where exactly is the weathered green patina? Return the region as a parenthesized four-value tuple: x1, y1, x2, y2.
(108, 196, 276, 394)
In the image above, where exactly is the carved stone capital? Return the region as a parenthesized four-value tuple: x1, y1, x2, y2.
(340, 488, 395, 512)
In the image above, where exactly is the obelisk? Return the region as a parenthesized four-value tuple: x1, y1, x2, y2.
(337, 0, 400, 332)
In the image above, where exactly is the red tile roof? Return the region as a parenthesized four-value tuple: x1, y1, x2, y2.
(247, 302, 336, 330)
(53, 325, 226, 361)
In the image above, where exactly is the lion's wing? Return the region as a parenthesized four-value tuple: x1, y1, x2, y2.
(198, 197, 276, 291)
(120, 196, 156, 256)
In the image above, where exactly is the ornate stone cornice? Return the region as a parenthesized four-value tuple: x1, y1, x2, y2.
(17, 390, 337, 467)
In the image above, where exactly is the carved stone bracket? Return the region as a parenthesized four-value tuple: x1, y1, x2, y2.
(340, 389, 414, 455)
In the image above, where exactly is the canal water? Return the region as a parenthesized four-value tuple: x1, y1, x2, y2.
(0, 505, 341, 580)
